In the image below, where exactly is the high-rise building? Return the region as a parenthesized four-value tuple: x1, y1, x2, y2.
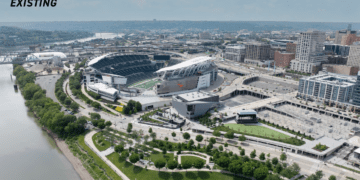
(347, 45, 360, 67)
(225, 45, 245, 62)
(290, 30, 327, 74)
(245, 43, 271, 60)
(352, 71, 360, 106)
(334, 28, 356, 44)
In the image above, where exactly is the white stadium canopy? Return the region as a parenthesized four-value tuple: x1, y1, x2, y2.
(156, 56, 213, 73)
(88, 53, 113, 66)
(25, 52, 67, 61)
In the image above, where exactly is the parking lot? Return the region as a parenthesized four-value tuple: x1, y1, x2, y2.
(222, 94, 262, 107)
(257, 104, 360, 140)
(35, 74, 61, 103)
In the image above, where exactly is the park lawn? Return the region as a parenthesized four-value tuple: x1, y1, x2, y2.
(181, 156, 206, 165)
(107, 152, 250, 180)
(78, 134, 122, 180)
(92, 132, 112, 151)
(145, 150, 175, 162)
(224, 124, 290, 139)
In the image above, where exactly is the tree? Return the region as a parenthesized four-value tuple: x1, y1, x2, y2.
(90, 113, 101, 120)
(187, 139, 194, 150)
(240, 149, 245, 156)
(70, 102, 79, 112)
(315, 171, 324, 179)
(239, 134, 246, 143)
(280, 153, 287, 162)
(254, 166, 269, 180)
(229, 160, 243, 174)
(182, 160, 192, 171)
(196, 135, 203, 143)
(260, 153, 266, 160)
(162, 148, 167, 155)
(148, 127, 152, 133)
(193, 159, 205, 171)
(127, 123, 133, 133)
(242, 162, 254, 177)
(216, 156, 230, 168)
(115, 145, 124, 153)
(275, 163, 283, 173)
(144, 135, 150, 143)
(129, 153, 140, 163)
(224, 143, 228, 148)
(172, 132, 176, 138)
(120, 151, 129, 159)
(105, 121, 112, 128)
(224, 132, 234, 139)
(219, 145, 223, 151)
(328, 175, 336, 180)
(213, 130, 221, 137)
(91, 102, 101, 109)
(167, 160, 178, 170)
(265, 159, 272, 170)
(267, 153, 270, 158)
(272, 157, 279, 165)
(209, 137, 216, 144)
(250, 149, 256, 159)
(183, 132, 190, 140)
(150, 132, 157, 141)
(65, 98, 71, 105)
(155, 159, 166, 171)
(98, 122, 105, 130)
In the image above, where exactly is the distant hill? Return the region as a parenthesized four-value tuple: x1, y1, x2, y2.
(0, 21, 358, 32)
(0, 26, 94, 47)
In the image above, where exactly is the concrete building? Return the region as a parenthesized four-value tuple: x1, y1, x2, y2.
(298, 72, 357, 104)
(87, 82, 119, 101)
(290, 30, 327, 73)
(351, 72, 360, 106)
(225, 45, 245, 62)
(322, 64, 359, 76)
(199, 32, 211, 40)
(347, 45, 360, 67)
(327, 55, 347, 65)
(245, 43, 271, 60)
(341, 34, 360, 45)
(286, 42, 297, 53)
(274, 51, 295, 68)
(172, 91, 219, 119)
(324, 44, 350, 56)
(236, 109, 257, 123)
(335, 29, 356, 44)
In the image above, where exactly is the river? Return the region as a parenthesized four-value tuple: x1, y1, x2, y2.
(0, 64, 80, 180)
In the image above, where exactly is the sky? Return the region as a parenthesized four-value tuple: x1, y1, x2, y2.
(0, 0, 359, 22)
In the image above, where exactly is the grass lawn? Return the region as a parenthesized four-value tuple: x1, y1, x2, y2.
(181, 156, 206, 165)
(224, 124, 290, 139)
(92, 132, 112, 151)
(78, 134, 122, 180)
(107, 152, 250, 180)
(144, 150, 175, 162)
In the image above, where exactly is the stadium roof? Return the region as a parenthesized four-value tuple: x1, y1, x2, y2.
(88, 53, 113, 66)
(156, 56, 213, 73)
(25, 52, 66, 61)
(88, 82, 118, 95)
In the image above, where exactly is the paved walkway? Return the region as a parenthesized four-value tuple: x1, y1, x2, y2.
(85, 131, 130, 180)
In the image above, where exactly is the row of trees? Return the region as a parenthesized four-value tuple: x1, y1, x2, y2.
(55, 72, 80, 112)
(122, 100, 142, 115)
(13, 65, 86, 138)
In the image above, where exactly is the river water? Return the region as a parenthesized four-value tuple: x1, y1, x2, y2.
(0, 64, 80, 180)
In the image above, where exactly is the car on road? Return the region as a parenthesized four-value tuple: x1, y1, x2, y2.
(69, 111, 74, 115)
(329, 125, 333, 128)
(123, 118, 126, 120)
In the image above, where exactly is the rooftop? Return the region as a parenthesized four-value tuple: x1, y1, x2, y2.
(88, 82, 118, 95)
(176, 91, 215, 102)
(237, 109, 257, 115)
(88, 53, 113, 66)
(302, 72, 357, 87)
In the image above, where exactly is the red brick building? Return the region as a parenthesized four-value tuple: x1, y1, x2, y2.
(341, 34, 360, 45)
(322, 64, 359, 75)
(274, 51, 295, 68)
(286, 42, 297, 53)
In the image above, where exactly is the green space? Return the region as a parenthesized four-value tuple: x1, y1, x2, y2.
(92, 132, 112, 151)
(145, 150, 175, 162)
(107, 152, 250, 180)
(257, 119, 314, 140)
(132, 78, 161, 89)
(224, 124, 290, 139)
(66, 133, 122, 180)
(212, 125, 305, 146)
(181, 156, 206, 165)
(313, 143, 328, 152)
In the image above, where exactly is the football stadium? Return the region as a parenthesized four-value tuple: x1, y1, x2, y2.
(155, 56, 218, 95)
